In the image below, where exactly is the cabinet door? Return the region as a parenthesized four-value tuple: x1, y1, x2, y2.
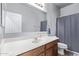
(46, 48, 53, 56)
(52, 44, 58, 56)
(71, 14, 79, 52)
(57, 17, 65, 43)
(64, 16, 71, 49)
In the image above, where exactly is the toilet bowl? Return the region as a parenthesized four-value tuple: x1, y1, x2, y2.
(58, 42, 68, 55)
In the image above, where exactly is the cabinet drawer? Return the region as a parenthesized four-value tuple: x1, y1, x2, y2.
(46, 40, 57, 49)
(19, 45, 45, 56)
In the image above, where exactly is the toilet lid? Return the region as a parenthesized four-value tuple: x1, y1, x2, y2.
(58, 43, 68, 49)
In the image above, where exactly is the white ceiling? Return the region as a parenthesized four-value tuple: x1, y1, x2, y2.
(54, 3, 72, 8)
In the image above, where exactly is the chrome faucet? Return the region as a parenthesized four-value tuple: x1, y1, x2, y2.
(32, 34, 42, 43)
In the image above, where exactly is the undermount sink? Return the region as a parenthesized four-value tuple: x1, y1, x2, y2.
(32, 40, 40, 43)
(32, 39, 41, 43)
(32, 35, 47, 43)
(32, 36, 49, 43)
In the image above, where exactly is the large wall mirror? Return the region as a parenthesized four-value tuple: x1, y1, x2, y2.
(1, 3, 47, 38)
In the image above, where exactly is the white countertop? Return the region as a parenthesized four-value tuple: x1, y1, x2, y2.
(0, 36, 59, 56)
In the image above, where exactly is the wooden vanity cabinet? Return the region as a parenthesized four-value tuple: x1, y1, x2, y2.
(46, 40, 58, 56)
(18, 40, 58, 56)
(18, 45, 45, 56)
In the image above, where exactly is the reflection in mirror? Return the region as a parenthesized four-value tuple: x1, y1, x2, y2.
(3, 11, 22, 33)
(40, 20, 47, 31)
(2, 3, 47, 38)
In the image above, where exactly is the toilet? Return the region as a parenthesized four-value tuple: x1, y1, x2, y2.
(58, 42, 68, 55)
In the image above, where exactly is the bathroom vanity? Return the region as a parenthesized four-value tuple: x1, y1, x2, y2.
(18, 40, 58, 56)
(1, 36, 59, 56)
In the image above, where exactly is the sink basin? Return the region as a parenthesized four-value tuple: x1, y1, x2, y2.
(32, 39, 41, 43)
(32, 36, 48, 43)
